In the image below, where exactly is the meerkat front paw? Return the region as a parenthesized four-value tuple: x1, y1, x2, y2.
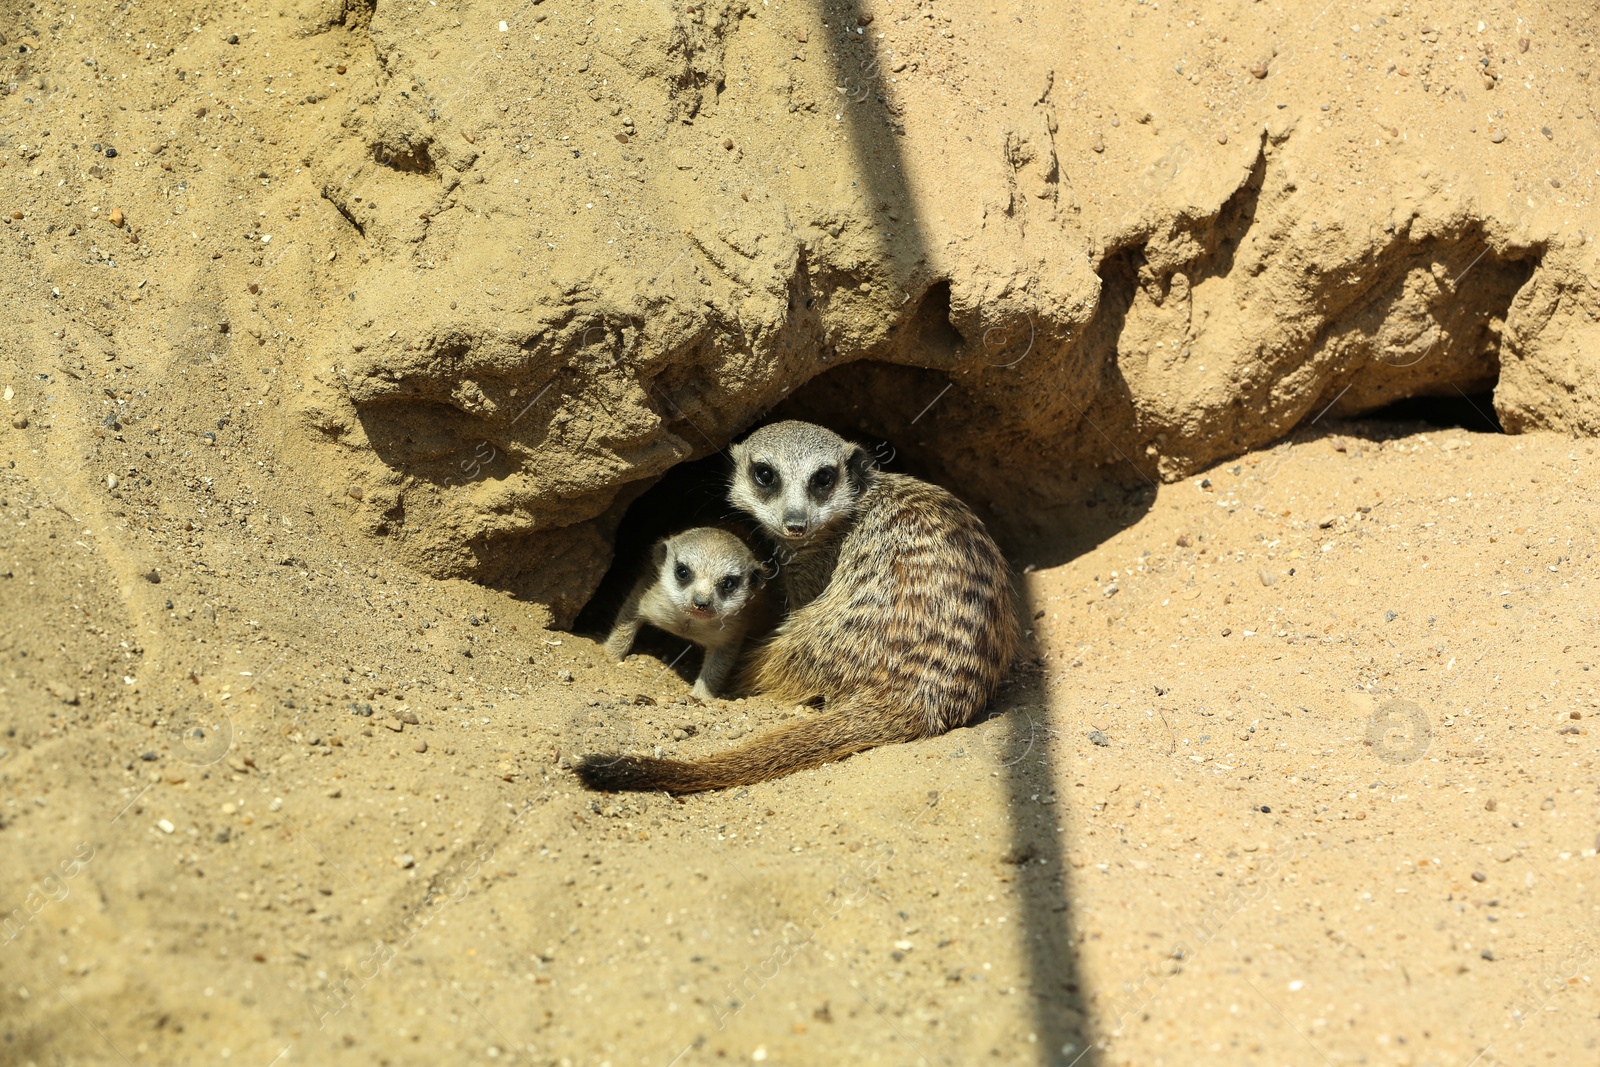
(690, 678, 717, 702)
(603, 633, 633, 664)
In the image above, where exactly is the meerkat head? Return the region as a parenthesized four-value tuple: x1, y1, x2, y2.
(653, 528, 766, 622)
(727, 420, 874, 547)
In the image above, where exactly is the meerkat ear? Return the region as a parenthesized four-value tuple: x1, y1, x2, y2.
(753, 557, 778, 587)
(650, 538, 670, 572)
(846, 443, 875, 489)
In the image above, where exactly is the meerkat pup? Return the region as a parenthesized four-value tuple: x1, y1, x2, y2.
(604, 527, 771, 701)
(579, 420, 1020, 793)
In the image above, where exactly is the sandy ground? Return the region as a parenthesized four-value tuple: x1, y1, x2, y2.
(3, 417, 1597, 1066)
(3, 0, 1599, 1065)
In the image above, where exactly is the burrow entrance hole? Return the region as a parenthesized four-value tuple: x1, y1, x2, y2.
(571, 414, 912, 646)
(1358, 391, 1504, 434)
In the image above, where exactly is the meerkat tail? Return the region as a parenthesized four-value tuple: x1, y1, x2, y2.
(575, 703, 915, 794)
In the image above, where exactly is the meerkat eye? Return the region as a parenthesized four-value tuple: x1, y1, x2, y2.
(751, 462, 777, 488)
(811, 466, 837, 492)
(717, 575, 742, 595)
(673, 563, 692, 584)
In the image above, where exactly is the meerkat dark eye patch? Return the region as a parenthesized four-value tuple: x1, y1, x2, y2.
(717, 575, 742, 595)
(810, 466, 837, 492)
(674, 562, 692, 583)
(751, 462, 777, 488)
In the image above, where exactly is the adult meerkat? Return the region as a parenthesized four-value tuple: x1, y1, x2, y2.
(604, 527, 771, 701)
(579, 421, 1020, 793)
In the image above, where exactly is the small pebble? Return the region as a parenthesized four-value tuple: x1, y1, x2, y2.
(395, 854, 415, 869)
(1259, 805, 1271, 814)
(226, 32, 239, 44)
(12, 416, 28, 429)
(1490, 130, 1506, 144)
(109, 208, 124, 228)
(1250, 60, 1269, 79)
(1216, 131, 1228, 145)
(1087, 729, 1110, 747)
(104, 147, 117, 158)
(1090, 134, 1105, 153)
(1471, 871, 1487, 882)
(413, 739, 428, 753)
(107, 474, 119, 489)
(157, 819, 175, 834)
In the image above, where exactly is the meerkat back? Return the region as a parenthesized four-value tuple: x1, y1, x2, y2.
(750, 470, 1019, 727)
